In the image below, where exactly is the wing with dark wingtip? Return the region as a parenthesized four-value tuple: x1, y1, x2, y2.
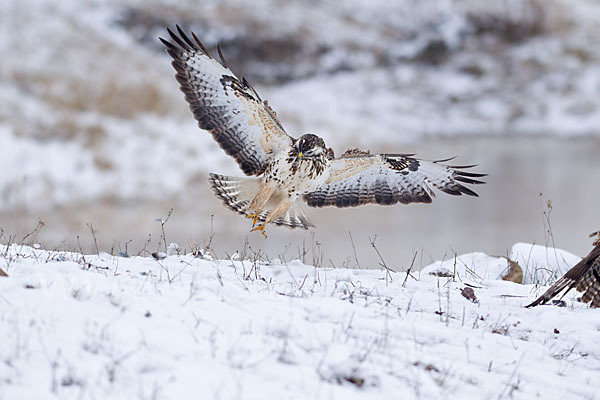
(303, 153, 486, 208)
(526, 245, 600, 308)
(160, 26, 294, 176)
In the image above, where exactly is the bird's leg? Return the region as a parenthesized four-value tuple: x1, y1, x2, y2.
(245, 181, 275, 227)
(250, 199, 292, 238)
(264, 199, 292, 225)
(245, 212, 260, 227)
(251, 224, 267, 238)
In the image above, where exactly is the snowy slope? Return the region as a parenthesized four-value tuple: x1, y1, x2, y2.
(1, 244, 598, 400)
(2, 0, 600, 211)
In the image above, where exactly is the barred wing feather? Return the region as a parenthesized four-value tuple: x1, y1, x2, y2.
(303, 154, 486, 208)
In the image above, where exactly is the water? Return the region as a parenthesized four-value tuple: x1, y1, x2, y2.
(2, 136, 599, 269)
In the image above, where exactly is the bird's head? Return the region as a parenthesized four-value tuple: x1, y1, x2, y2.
(297, 134, 327, 159)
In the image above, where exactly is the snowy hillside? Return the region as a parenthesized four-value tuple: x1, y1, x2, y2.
(1, 243, 598, 399)
(2, 0, 600, 212)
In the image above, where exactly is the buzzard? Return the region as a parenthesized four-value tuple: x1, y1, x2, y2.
(161, 26, 486, 236)
(526, 232, 600, 308)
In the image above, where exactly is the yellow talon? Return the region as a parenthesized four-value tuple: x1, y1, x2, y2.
(251, 224, 267, 238)
(246, 211, 260, 226)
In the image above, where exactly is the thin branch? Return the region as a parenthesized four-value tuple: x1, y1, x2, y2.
(206, 214, 215, 253)
(86, 222, 99, 255)
(402, 251, 418, 287)
(136, 234, 152, 257)
(369, 235, 396, 285)
(157, 208, 173, 254)
(21, 219, 45, 245)
(348, 231, 361, 269)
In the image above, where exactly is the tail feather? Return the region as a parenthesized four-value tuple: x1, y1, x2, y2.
(208, 173, 260, 217)
(275, 202, 315, 229)
(208, 173, 314, 230)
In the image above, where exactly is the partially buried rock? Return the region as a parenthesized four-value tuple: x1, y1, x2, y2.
(0, 267, 8, 277)
(461, 287, 478, 302)
(501, 257, 523, 284)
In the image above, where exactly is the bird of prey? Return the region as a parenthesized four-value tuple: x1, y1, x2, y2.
(161, 26, 486, 236)
(526, 232, 600, 308)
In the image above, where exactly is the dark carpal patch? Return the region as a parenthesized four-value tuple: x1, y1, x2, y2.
(341, 148, 370, 158)
(384, 155, 420, 172)
(326, 147, 335, 160)
(220, 75, 260, 102)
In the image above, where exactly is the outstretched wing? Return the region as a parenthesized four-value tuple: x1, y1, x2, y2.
(303, 153, 486, 208)
(526, 245, 600, 308)
(160, 26, 294, 176)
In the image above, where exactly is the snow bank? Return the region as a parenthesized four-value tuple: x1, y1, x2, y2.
(509, 242, 581, 285)
(421, 252, 511, 284)
(421, 243, 582, 286)
(0, 243, 598, 399)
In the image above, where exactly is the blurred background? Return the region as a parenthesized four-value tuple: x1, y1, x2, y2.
(1, 0, 599, 269)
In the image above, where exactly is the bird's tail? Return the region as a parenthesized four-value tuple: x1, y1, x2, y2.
(208, 173, 314, 230)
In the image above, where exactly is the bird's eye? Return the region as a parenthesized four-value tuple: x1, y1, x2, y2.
(304, 149, 317, 157)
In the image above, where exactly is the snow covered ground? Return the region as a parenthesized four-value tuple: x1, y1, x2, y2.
(2, 4, 599, 394)
(1, 243, 598, 399)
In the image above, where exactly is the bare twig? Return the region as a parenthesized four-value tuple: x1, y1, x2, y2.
(310, 232, 323, 268)
(496, 354, 524, 400)
(123, 239, 133, 256)
(76, 235, 87, 266)
(44, 239, 68, 262)
(206, 214, 215, 253)
(539, 194, 561, 272)
(348, 231, 361, 269)
(86, 222, 99, 255)
(0, 230, 16, 261)
(169, 259, 192, 283)
(157, 208, 173, 254)
(278, 243, 293, 264)
(154, 259, 171, 283)
(20, 219, 45, 245)
(369, 235, 396, 285)
(297, 239, 307, 264)
(137, 234, 152, 257)
(402, 251, 418, 287)
(281, 259, 300, 289)
(298, 274, 309, 291)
